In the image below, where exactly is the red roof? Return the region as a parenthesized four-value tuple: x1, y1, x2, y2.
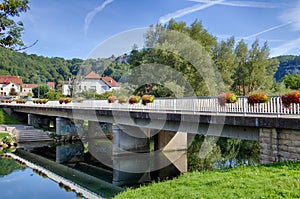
(47, 82, 56, 88)
(23, 84, 38, 88)
(0, 76, 23, 85)
(101, 77, 119, 87)
(85, 71, 101, 79)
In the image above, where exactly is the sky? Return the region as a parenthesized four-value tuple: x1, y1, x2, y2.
(18, 0, 300, 60)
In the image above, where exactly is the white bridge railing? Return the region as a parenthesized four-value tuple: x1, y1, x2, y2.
(2, 96, 300, 116)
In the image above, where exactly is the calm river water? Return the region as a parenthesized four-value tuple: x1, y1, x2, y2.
(0, 130, 259, 199)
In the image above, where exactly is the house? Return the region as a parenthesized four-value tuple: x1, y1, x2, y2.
(47, 82, 56, 90)
(0, 76, 23, 97)
(75, 71, 120, 94)
(22, 84, 38, 95)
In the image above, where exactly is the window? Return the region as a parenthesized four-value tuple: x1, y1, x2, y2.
(84, 86, 87, 90)
(79, 85, 81, 90)
(102, 85, 108, 90)
(90, 86, 96, 91)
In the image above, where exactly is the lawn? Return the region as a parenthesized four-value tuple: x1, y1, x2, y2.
(0, 108, 22, 124)
(0, 132, 10, 139)
(114, 161, 300, 199)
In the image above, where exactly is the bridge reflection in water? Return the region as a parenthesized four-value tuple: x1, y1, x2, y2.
(11, 139, 186, 198)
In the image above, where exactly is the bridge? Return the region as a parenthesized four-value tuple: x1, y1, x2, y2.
(1, 96, 300, 164)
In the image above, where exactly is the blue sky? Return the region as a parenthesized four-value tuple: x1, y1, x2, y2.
(19, 0, 300, 59)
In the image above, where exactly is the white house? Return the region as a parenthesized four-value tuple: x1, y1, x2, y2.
(0, 76, 23, 97)
(75, 71, 120, 94)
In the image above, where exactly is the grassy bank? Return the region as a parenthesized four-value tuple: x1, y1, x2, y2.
(114, 162, 300, 199)
(0, 108, 22, 124)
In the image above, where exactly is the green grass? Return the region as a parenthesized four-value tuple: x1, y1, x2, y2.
(114, 161, 300, 199)
(0, 132, 10, 139)
(0, 108, 23, 124)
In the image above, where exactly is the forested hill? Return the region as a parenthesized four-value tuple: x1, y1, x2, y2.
(274, 55, 300, 81)
(0, 47, 82, 84)
(0, 47, 129, 84)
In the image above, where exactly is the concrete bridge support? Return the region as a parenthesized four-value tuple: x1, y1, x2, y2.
(154, 130, 187, 151)
(55, 117, 83, 136)
(112, 125, 150, 155)
(260, 128, 300, 164)
(28, 113, 52, 128)
(88, 121, 113, 139)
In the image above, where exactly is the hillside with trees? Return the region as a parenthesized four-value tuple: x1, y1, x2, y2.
(274, 55, 300, 81)
(0, 47, 129, 85)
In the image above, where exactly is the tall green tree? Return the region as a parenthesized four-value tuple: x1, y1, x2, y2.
(213, 36, 236, 90)
(233, 39, 248, 95)
(0, 0, 29, 50)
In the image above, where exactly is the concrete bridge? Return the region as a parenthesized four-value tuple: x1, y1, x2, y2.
(1, 97, 300, 164)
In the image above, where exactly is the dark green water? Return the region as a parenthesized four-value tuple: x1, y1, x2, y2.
(0, 135, 259, 199)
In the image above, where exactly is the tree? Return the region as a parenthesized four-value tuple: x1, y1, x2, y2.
(282, 74, 300, 89)
(233, 39, 248, 95)
(232, 39, 277, 95)
(32, 84, 50, 98)
(213, 36, 236, 90)
(0, 0, 29, 50)
(9, 87, 17, 96)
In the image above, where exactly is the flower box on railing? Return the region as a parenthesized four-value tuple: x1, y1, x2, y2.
(128, 96, 140, 104)
(118, 96, 127, 104)
(107, 96, 116, 103)
(281, 90, 300, 108)
(247, 92, 269, 105)
(142, 95, 155, 105)
(217, 92, 237, 106)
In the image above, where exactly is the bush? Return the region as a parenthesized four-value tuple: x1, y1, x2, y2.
(281, 90, 300, 108)
(218, 92, 237, 106)
(247, 92, 269, 105)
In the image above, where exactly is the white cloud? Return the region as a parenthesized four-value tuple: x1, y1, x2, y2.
(243, 22, 292, 40)
(84, 0, 114, 35)
(280, 0, 300, 31)
(158, 0, 224, 24)
(270, 37, 300, 57)
(190, 0, 280, 8)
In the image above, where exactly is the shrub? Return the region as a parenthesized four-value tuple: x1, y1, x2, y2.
(142, 95, 155, 105)
(247, 92, 269, 105)
(107, 96, 116, 103)
(218, 92, 237, 106)
(281, 90, 300, 108)
(128, 95, 140, 104)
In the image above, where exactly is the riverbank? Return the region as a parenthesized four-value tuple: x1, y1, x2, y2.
(114, 161, 300, 199)
(0, 108, 23, 125)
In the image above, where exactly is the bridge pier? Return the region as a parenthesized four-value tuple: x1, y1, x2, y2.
(260, 128, 300, 164)
(154, 130, 187, 151)
(88, 121, 113, 139)
(28, 113, 53, 128)
(55, 117, 83, 136)
(112, 125, 150, 155)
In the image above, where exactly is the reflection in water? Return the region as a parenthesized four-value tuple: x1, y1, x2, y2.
(188, 135, 259, 172)
(0, 127, 260, 198)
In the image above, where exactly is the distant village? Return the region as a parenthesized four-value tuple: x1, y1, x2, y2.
(0, 71, 119, 98)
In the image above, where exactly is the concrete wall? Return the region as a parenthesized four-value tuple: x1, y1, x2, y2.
(112, 125, 150, 155)
(154, 130, 187, 151)
(260, 128, 300, 164)
(56, 118, 83, 136)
